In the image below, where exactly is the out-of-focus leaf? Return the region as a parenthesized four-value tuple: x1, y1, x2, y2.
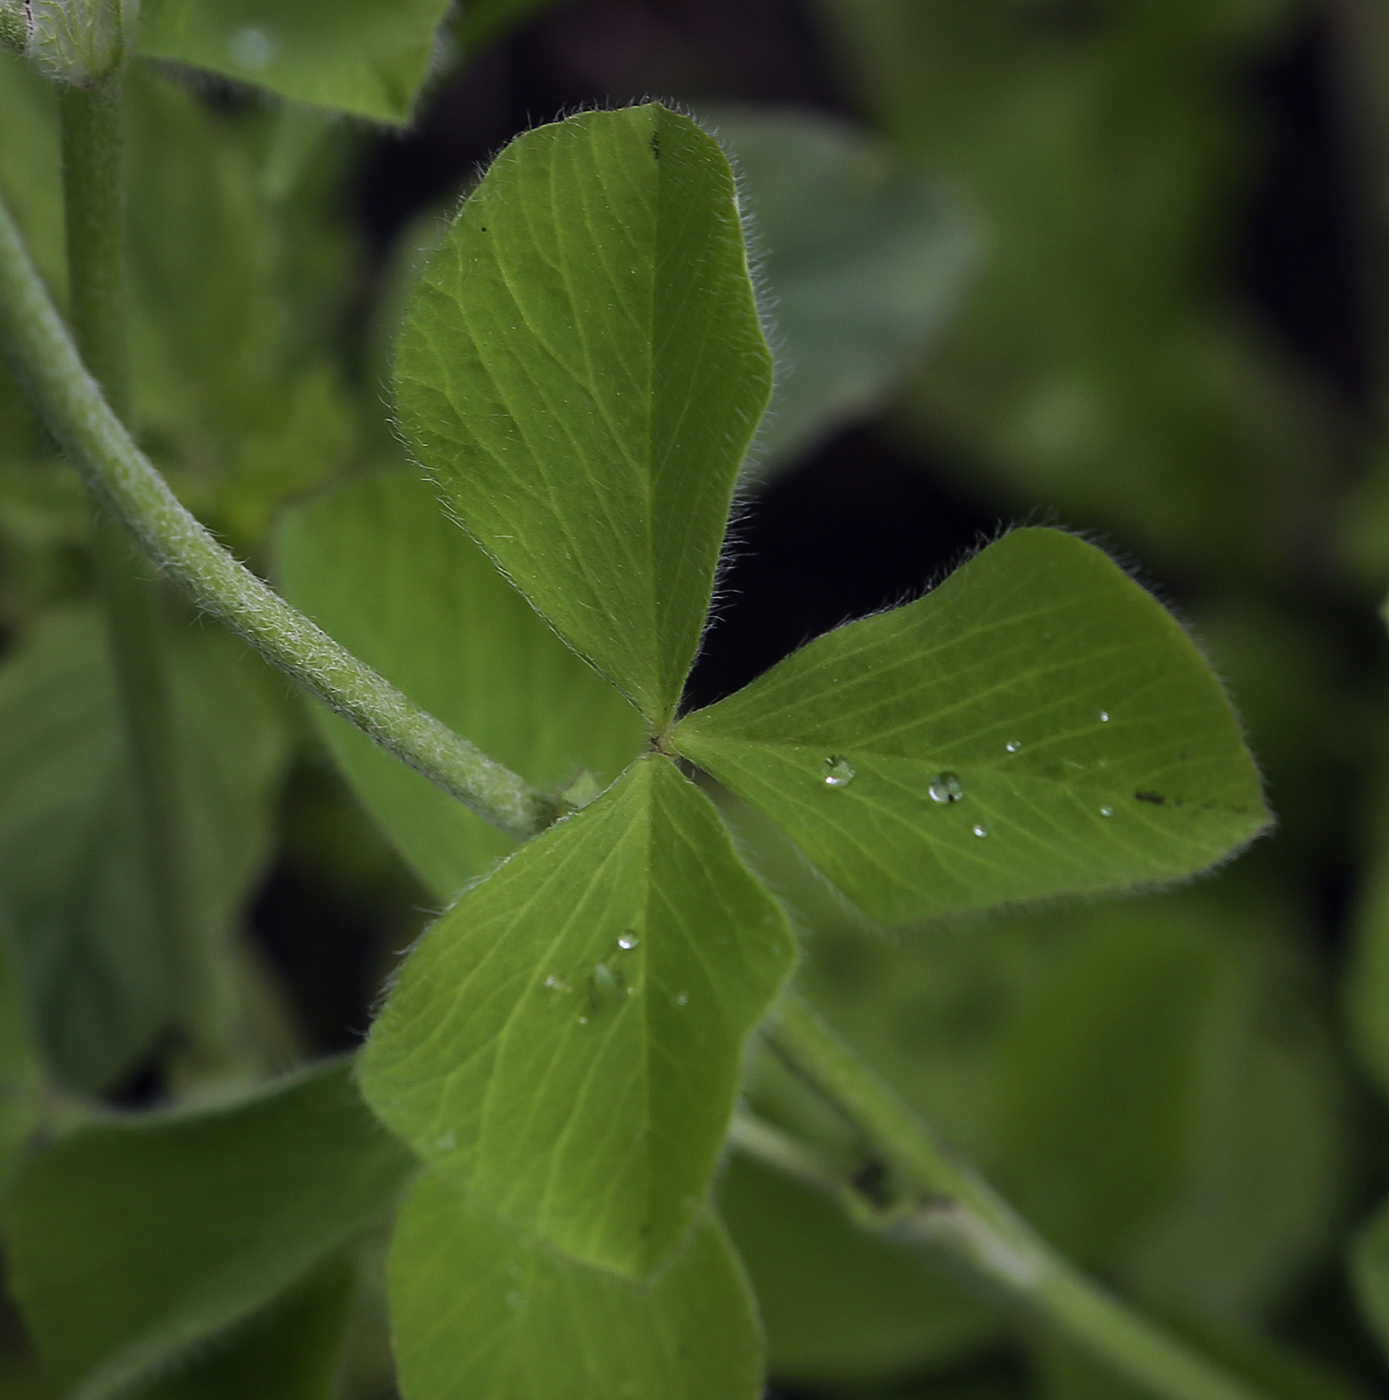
(6, 1061, 414, 1400)
(700, 106, 977, 479)
(136, 0, 454, 124)
(0, 606, 291, 1091)
(813, 0, 1327, 578)
(276, 471, 645, 899)
(135, 1252, 359, 1400)
(719, 1155, 997, 1386)
(676, 529, 1268, 923)
(359, 757, 796, 1279)
(454, 0, 566, 57)
(395, 105, 772, 726)
(125, 70, 359, 551)
(0, 920, 43, 1196)
(1352, 1197, 1389, 1364)
(389, 1172, 764, 1400)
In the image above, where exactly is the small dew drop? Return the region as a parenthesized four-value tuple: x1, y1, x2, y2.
(929, 771, 965, 804)
(544, 974, 568, 992)
(675, 992, 689, 1007)
(435, 1132, 456, 1152)
(578, 1015, 589, 1025)
(1100, 805, 1114, 818)
(617, 932, 639, 951)
(505, 1291, 525, 1311)
(972, 824, 989, 838)
(227, 26, 277, 71)
(1005, 741, 1021, 754)
(1098, 710, 1111, 723)
(823, 755, 856, 788)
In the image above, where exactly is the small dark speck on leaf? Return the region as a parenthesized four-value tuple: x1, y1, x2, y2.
(1135, 791, 1165, 805)
(651, 131, 661, 159)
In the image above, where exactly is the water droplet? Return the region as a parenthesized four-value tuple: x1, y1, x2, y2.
(972, 824, 988, 838)
(435, 1132, 456, 1152)
(617, 932, 639, 951)
(823, 755, 856, 788)
(227, 26, 277, 70)
(929, 771, 965, 804)
(675, 992, 689, 1007)
(544, 974, 568, 992)
(1098, 710, 1110, 723)
(505, 1290, 525, 1310)
(1005, 741, 1021, 754)
(1100, 805, 1114, 818)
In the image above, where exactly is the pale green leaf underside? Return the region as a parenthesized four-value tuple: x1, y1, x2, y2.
(358, 756, 796, 1278)
(276, 472, 645, 899)
(136, 0, 453, 123)
(6, 1061, 414, 1400)
(395, 104, 773, 726)
(390, 1173, 763, 1400)
(675, 528, 1268, 923)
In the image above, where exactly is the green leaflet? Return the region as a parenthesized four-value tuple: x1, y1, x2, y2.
(276, 471, 645, 899)
(389, 1172, 764, 1400)
(135, 0, 453, 124)
(701, 106, 977, 479)
(0, 607, 291, 1091)
(358, 756, 796, 1278)
(135, 1252, 359, 1400)
(676, 527, 1268, 923)
(394, 105, 773, 727)
(5, 1061, 415, 1400)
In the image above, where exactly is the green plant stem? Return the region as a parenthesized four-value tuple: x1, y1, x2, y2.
(0, 176, 554, 844)
(760, 993, 1267, 1400)
(60, 74, 241, 1071)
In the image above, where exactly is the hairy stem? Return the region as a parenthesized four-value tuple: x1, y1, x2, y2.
(759, 994, 1266, 1400)
(0, 178, 554, 843)
(60, 75, 242, 1070)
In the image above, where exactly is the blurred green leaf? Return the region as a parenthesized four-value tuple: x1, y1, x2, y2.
(676, 528, 1268, 922)
(719, 1155, 998, 1386)
(0, 921, 43, 1197)
(701, 105, 977, 479)
(276, 471, 645, 899)
(389, 1171, 764, 1400)
(1352, 1197, 1389, 1364)
(135, 0, 453, 124)
(134, 1252, 359, 1400)
(813, 0, 1327, 577)
(5, 1061, 414, 1400)
(359, 757, 796, 1278)
(395, 105, 772, 726)
(0, 606, 291, 1091)
(125, 70, 359, 550)
(454, 0, 567, 57)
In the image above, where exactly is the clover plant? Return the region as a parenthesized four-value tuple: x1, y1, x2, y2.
(0, 5, 1306, 1400)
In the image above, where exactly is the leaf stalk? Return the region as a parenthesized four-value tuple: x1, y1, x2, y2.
(0, 169, 555, 847)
